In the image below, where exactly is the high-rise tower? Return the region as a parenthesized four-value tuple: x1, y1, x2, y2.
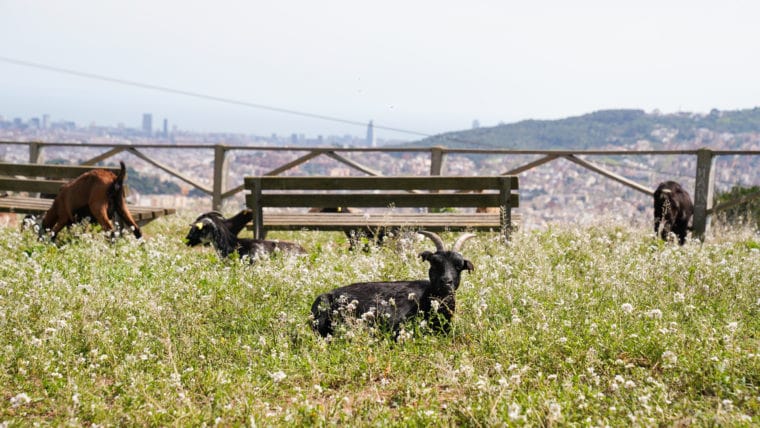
(366, 120, 376, 148)
(142, 113, 153, 136)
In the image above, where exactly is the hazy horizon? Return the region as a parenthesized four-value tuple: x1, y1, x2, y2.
(3, 1, 760, 140)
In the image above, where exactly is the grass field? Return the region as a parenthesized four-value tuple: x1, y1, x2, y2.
(0, 214, 758, 426)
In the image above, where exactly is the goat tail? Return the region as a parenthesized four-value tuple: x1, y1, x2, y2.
(114, 161, 127, 194)
(112, 161, 142, 239)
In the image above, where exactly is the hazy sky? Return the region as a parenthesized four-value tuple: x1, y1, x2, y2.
(2, 1, 760, 140)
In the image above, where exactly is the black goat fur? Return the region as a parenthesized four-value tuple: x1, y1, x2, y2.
(185, 209, 253, 246)
(310, 232, 474, 338)
(654, 181, 694, 245)
(186, 210, 306, 259)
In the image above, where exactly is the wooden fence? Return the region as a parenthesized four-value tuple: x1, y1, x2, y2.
(2, 141, 759, 240)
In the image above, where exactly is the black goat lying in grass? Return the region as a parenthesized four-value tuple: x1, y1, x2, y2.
(186, 209, 253, 244)
(310, 231, 475, 338)
(186, 209, 307, 260)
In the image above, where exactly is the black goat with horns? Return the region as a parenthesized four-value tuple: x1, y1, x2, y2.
(310, 231, 475, 338)
(186, 209, 307, 260)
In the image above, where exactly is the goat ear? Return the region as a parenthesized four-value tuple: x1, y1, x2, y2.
(419, 251, 433, 261)
(464, 259, 474, 271)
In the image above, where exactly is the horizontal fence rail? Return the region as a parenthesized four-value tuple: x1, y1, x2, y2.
(1, 141, 759, 240)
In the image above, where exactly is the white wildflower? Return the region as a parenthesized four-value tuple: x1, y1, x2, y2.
(10, 393, 31, 408)
(269, 371, 286, 383)
(727, 321, 738, 332)
(508, 402, 523, 421)
(673, 292, 685, 303)
(548, 402, 562, 420)
(430, 300, 440, 313)
(722, 399, 734, 412)
(647, 309, 663, 319)
(662, 350, 677, 367)
(407, 292, 416, 301)
(621, 303, 633, 314)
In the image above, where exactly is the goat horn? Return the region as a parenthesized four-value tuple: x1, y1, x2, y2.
(452, 233, 476, 252)
(418, 230, 445, 252)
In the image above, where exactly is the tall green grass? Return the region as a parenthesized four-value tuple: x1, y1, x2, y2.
(1, 215, 758, 426)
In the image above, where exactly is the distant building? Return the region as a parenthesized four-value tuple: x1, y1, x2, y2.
(42, 114, 50, 129)
(366, 120, 375, 148)
(142, 113, 153, 135)
(472, 119, 480, 129)
(163, 118, 168, 138)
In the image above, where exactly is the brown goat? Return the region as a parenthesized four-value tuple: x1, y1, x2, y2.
(41, 162, 142, 239)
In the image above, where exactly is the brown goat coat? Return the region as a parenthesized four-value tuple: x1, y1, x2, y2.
(41, 163, 141, 238)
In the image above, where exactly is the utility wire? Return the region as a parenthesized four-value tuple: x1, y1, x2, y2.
(0, 55, 435, 138)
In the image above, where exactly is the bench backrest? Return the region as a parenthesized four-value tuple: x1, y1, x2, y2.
(0, 162, 120, 195)
(244, 176, 519, 209)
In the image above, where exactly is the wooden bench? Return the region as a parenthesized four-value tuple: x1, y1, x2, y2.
(0, 162, 176, 226)
(244, 175, 519, 240)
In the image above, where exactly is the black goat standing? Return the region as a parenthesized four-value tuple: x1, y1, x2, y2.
(310, 231, 475, 338)
(186, 209, 307, 260)
(654, 181, 694, 245)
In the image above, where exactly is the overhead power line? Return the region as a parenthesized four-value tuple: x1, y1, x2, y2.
(0, 55, 434, 138)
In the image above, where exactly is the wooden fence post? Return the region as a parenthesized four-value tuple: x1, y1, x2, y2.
(429, 146, 445, 176)
(212, 145, 228, 211)
(29, 142, 43, 164)
(428, 146, 446, 213)
(693, 148, 715, 241)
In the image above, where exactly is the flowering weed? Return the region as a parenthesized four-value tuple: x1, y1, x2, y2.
(0, 214, 758, 425)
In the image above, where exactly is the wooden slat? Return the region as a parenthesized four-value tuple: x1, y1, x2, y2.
(0, 196, 176, 226)
(255, 213, 521, 232)
(0, 178, 66, 194)
(0, 162, 119, 179)
(248, 193, 519, 208)
(245, 175, 519, 191)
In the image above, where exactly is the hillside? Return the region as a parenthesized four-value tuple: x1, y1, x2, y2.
(410, 107, 760, 149)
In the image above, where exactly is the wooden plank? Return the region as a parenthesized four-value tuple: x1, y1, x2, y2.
(707, 190, 760, 215)
(254, 213, 521, 232)
(0, 178, 67, 194)
(264, 151, 322, 176)
(562, 155, 652, 195)
(0, 162, 119, 179)
(245, 175, 519, 191)
(324, 152, 381, 176)
(127, 148, 212, 194)
(248, 193, 519, 208)
(261, 213, 503, 226)
(502, 154, 559, 175)
(0, 195, 176, 226)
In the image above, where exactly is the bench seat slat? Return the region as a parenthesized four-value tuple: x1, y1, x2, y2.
(0, 195, 176, 225)
(255, 213, 521, 232)
(254, 193, 519, 208)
